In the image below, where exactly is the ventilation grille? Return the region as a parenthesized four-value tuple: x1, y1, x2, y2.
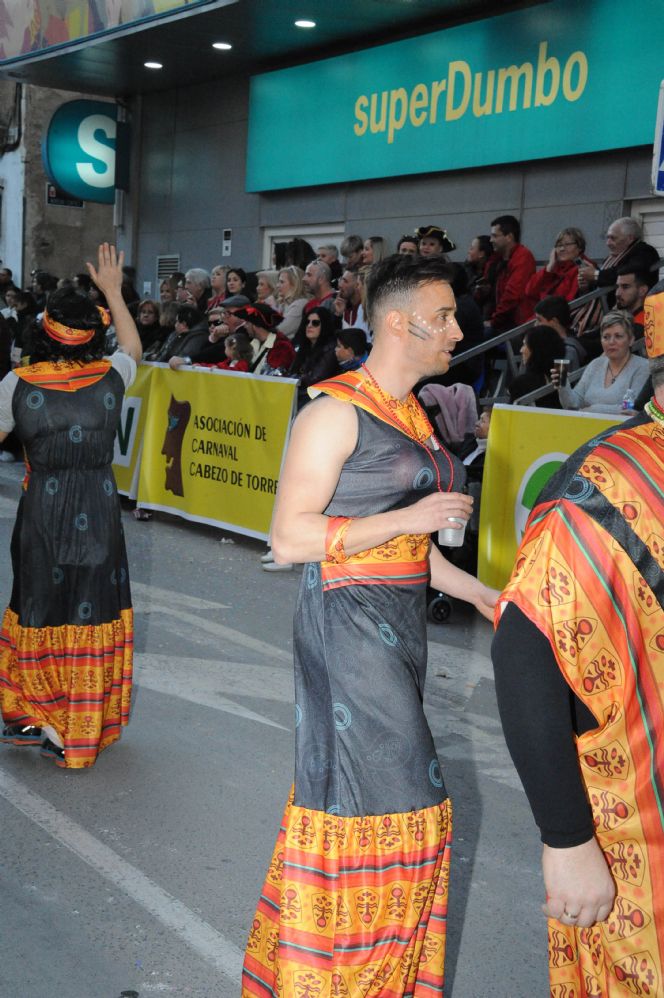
(156, 254, 180, 283)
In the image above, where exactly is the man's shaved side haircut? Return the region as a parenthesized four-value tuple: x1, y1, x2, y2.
(365, 253, 453, 327)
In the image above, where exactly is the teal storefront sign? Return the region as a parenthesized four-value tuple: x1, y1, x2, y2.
(42, 100, 120, 205)
(247, 0, 664, 191)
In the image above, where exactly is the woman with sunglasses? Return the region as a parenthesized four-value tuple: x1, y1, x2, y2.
(289, 307, 340, 410)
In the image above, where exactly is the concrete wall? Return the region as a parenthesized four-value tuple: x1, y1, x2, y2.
(131, 74, 654, 290)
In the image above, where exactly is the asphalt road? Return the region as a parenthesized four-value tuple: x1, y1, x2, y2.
(0, 461, 549, 998)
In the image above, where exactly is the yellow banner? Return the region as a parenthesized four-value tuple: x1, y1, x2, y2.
(112, 364, 153, 496)
(126, 365, 296, 539)
(478, 405, 623, 589)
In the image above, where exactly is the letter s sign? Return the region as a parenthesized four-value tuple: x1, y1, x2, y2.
(42, 100, 123, 204)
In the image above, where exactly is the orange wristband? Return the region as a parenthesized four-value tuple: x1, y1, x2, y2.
(325, 516, 353, 564)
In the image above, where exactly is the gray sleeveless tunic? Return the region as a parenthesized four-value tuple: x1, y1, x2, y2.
(293, 402, 465, 817)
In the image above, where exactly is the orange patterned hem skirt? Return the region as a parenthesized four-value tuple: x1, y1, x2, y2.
(0, 607, 133, 768)
(242, 790, 452, 997)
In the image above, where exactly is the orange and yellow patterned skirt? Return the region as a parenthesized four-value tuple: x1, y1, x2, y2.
(0, 607, 133, 768)
(242, 790, 452, 997)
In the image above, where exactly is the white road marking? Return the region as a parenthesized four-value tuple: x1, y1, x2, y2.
(131, 580, 230, 612)
(137, 653, 293, 704)
(0, 768, 244, 985)
(144, 603, 293, 663)
(136, 653, 290, 731)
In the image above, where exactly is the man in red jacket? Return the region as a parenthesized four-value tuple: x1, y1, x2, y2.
(485, 214, 535, 334)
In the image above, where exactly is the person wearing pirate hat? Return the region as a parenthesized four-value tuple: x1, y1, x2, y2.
(232, 302, 296, 376)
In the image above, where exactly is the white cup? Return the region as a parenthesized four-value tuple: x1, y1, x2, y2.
(438, 517, 467, 548)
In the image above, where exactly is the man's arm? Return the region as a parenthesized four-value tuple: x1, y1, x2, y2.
(492, 602, 615, 926)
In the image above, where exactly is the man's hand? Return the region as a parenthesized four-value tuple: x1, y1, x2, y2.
(577, 260, 596, 291)
(472, 584, 500, 622)
(86, 243, 124, 300)
(401, 491, 473, 536)
(169, 356, 187, 370)
(542, 839, 616, 928)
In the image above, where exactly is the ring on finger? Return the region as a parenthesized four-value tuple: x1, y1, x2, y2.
(563, 909, 579, 920)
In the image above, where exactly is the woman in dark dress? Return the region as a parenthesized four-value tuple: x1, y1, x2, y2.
(0, 244, 142, 768)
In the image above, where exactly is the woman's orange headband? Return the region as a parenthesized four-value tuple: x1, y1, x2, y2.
(42, 306, 111, 346)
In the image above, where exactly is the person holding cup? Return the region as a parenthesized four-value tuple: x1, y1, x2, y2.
(508, 324, 566, 407)
(242, 254, 498, 997)
(552, 309, 649, 413)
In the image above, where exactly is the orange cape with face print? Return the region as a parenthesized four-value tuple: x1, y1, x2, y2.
(499, 416, 664, 996)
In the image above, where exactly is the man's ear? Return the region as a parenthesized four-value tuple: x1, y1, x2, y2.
(384, 307, 407, 340)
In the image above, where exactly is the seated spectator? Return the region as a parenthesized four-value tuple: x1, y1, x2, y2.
(466, 235, 498, 319)
(340, 234, 364, 270)
(232, 303, 295, 375)
(486, 214, 535, 333)
(275, 266, 308, 339)
(136, 299, 162, 350)
(290, 307, 340, 408)
(553, 309, 649, 413)
(143, 301, 178, 360)
(215, 330, 253, 371)
(207, 265, 229, 310)
(575, 217, 660, 336)
(156, 303, 208, 364)
(361, 237, 387, 266)
(316, 245, 343, 284)
(171, 297, 251, 368)
(534, 295, 586, 370)
(255, 270, 280, 310)
(159, 276, 179, 304)
(415, 224, 456, 258)
(437, 263, 484, 388)
(397, 234, 419, 256)
(225, 267, 248, 300)
(509, 324, 565, 407)
(183, 268, 211, 312)
(303, 260, 336, 314)
(614, 266, 655, 338)
(334, 268, 368, 333)
(334, 327, 368, 372)
(523, 227, 592, 318)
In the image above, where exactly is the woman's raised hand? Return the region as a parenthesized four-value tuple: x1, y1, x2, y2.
(86, 243, 124, 299)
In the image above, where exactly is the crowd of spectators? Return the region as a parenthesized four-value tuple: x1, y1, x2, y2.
(0, 216, 659, 571)
(0, 215, 660, 458)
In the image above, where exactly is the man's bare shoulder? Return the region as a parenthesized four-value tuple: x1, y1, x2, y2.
(290, 395, 358, 453)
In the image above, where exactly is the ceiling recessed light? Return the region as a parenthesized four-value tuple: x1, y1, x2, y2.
(144, 61, 163, 69)
(295, 19, 316, 28)
(212, 42, 232, 50)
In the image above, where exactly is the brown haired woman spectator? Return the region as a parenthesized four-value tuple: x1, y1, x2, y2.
(523, 227, 593, 318)
(275, 266, 309, 339)
(159, 277, 178, 304)
(136, 299, 162, 350)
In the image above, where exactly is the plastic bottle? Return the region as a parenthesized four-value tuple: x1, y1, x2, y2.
(621, 388, 635, 411)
